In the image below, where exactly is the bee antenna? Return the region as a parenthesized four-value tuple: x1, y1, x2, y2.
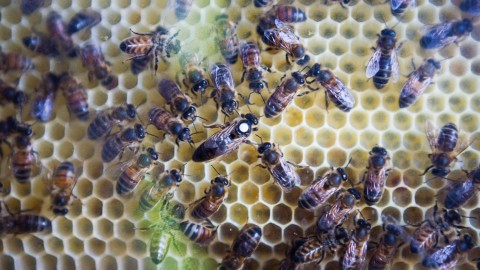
(211, 165, 222, 176)
(191, 122, 198, 133)
(391, 20, 401, 30)
(196, 115, 208, 122)
(255, 134, 264, 144)
(146, 132, 161, 139)
(345, 157, 353, 168)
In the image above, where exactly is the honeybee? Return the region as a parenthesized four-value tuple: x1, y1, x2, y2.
(192, 113, 258, 162)
(302, 63, 355, 112)
(0, 116, 19, 158)
(0, 201, 52, 235)
(30, 73, 58, 123)
(80, 43, 118, 90)
(115, 147, 159, 196)
(368, 223, 404, 270)
(210, 63, 239, 117)
(443, 166, 480, 209)
(363, 146, 392, 205)
(420, 19, 473, 50)
(87, 104, 137, 140)
(390, 0, 415, 17)
(316, 188, 360, 234)
(366, 27, 400, 90)
(257, 141, 301, 193)
(174, 0, 193, 20)
(298, 163, 352, 211)
(67, 10, 101, 35)
(119, 26, 181, 73)
(50, 161, 78, 216)
(264, 71, 305, 118)
(423, 122, 468, 177)
(101, 124, 145, 163)
(460, 0, 480, 15)
(265, 4, 307, 23)
(22, 33, 59, 57)
(178, 53, 210, 99)
(46, 11, 78, 57)
(11, 128, 37, 184)
(130, 54, 153, 75)
(341, 218, 371, 270)
(0, 79, 29, 109)
(148, 106, 194, 146)
(190, 175, 230, 220)
(254, 0, 273, 7)
(179, 219, 218, 246)
(399, 58, 441, 108)
(240, 42, 270, 102)
(262, 19, 307, 65)
(215, 15, 239, 64)
(20, 0, 45, 15)
(220, 223, 262, 270)
(58, 73, 89, 121)
(139, 169, 183, 212)
(421, 234, 474, 269)
(0, 51, 35, 73)
(157, 78, 199, 122)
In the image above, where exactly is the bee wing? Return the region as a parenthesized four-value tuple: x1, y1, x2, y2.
(391, 49, 400, 82)
(331, 78, 355, 108)
(421, 22, 457, 47)
(390, 0, 404, 10)
(202, 121, 244, 156)
(365, 47, 382, 78)
(270, 158, 300, 192)
(425, 120, 439, 152)
(453, 132, 471, 156)
(399, 70, 431, 100)
(211, 64, 235, 90)
(105, 157, 137, 180)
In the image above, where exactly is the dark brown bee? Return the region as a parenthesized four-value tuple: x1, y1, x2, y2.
(399, 58, 441, 108)
(341, 218, 371, 270)
(410, 204, 467, 254)
(190, 175, 230, 220)
(443, 166, 480, 209)
(58, 73, 89, 121)
(179, 220, 218, 246)
(215, 15, 240, 64)
(423, 122, 468, 177)
(368, 223, 403, 270)
(50, 161, 78, 216)
(220, 223, 262, 270)
(0, 202, 52, 235)
(174, 0, 193, 20)
(0, 116, 19, 158)
(316, 188, 360, 234)
(298, 164, 351, 211)
(20, 0, 45, 15)
(210, 63, 239, 117)
(157, 78, 199, 122)
(265, 4, 307, 23)
(366, 28, 400, 89)
(80, 43, 118, 90)
(262, 19, 306, 65)
(0, 79, 29, 109)
(46, 11, 78, 57)
(0, 52, 35, 73)
(264, 71, 305, 118)
(22, 33, 60, 57)
(390, 0, 415, 17)
(115, 148, 159, 196)
(460, 0, 480, 16)
(363, 146, 391, 205)
(87, 104, 137, 140)
(67, 10, 101, 35)
(30, 73, 59, 123)
(240, 42, 270, 102)
(302, 63, 355, 112)
(254, 0, 273, 7)
(11, 127, 36, 184)
(420, 19, 473, 50)
(421, 234, 474, 269)
(139, 169, 182, 211)
(119, 26, 181, 73)
(192, 113, 258, 162)
(257, 142, 301, 193)
(101, 124, 145, 163)
(130, 54, 153, 75)
(148, 106, 193, 146)
(178, 53, 210, 98)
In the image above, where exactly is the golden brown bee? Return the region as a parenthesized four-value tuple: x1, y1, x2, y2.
(363, 146, 392, 205)
(178, 53, 210, 98)
(20, 0, 45, 15)
(157, 78, 199, 122)
(390, 0, 415, 16)
(0, 51, 35, 73)
(11, 127, 37, 184)
(366, 28, 400, 90)
(58, 73, 90, 121)
(190, 175, 230, 220)
(115, 148, 159, 196)
(220, 223, 262, 270)
(80, 43, 118, 90)
(30, 73, 59, 122)
(22, 33, 60, 57)
(257, 142, 301, 192)
(423, 122, 468, 178)
(215, 15, 239, 64)
(148, 106, 193, 146)
(101, 124, 145, 163)
(341, 218, 371, 270)
(119, 26, 181, 73)
(0, 202, 52, 235)
(265, 4, 307, 23)
(420, 19, 473, 50)
(302, 63, 355, 112)
(46, 11, 78, 57)
(174, 0, 194, 20)
(240, 42, 270, 102)
(210, 63, 239, 117)
(264, 71, 305, 118)
(421, 234, 474, 269)
(67, 10, 101, 35)
(139, 169, 183, 212)
(179, 219, 218, 246)
(87, 104, 137, 140)
(368, 220, 406, 270)
(50, 161, 78, 216)
(0, 79, 29, 109)
(399, 58, 440, 108)
(316, 188, 360, 234)
(262, 19, 306, 65)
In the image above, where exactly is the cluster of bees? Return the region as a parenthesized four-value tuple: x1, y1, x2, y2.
(1, 0, 480, 269)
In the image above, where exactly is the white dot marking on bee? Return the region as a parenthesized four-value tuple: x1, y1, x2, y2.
(239, 122, 249, 133)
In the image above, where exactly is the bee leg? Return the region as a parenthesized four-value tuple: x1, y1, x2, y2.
(241, 69, 246, 83)
(255, 164, 267, 169)
(420, 165, 434, 176)
(262, 65, 272, 73)
(287, 161, 305, 169)
(285, 53, 291, 66)
(129, 29, 152, 36)
(324, 91, 330, 112)
(87, 71, 94, 82)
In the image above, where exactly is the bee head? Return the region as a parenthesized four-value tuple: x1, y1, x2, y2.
(22, 35, 40, 50)
(336, 167, 349, 181)
(459, 234, 474, 251)
(292, 72, 305, 85)
(178, 127, 193, 143)
(171, 169, 183, 183)
(222, 100, 238, 115)
(244, 113, 259, 126)
(168, 39, 181, 55)
(249, 81, 265, 93)
(193, 79, 208, 92)
(458, 19, 473, 34)
(134, 124, 145, 140)
(53, 208, 69, 216)
(146, 147, 159, 160)
(343, 0, 351, 3)
(355, 220, 371, 240)
(381, 29, 396, 37)
(306, 63, 321, 78)
(443, 209, 462, 225)
(258, 142, 272, 154)
(432, 168, 449, 177)
(371, 146, 388, 156)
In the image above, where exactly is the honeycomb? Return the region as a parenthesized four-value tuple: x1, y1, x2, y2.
(0, 0, 480, 269)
